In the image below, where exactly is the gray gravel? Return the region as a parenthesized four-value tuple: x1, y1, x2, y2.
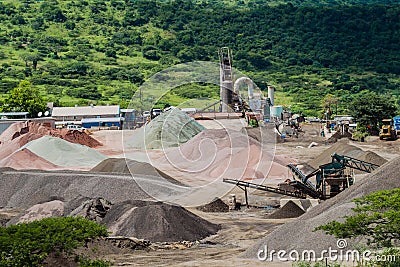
(0, 168, 189, 209)
(243, 155, 400, 258)
(102, 200, 221, 242)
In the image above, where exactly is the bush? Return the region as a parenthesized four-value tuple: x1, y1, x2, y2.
(0, 217, 108, 266)
(79, 258, 112, 267)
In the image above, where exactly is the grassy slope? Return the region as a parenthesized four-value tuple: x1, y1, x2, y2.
(0, 0, 399, 116)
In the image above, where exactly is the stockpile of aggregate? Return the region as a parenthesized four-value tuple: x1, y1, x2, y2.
(267, 201, 305, 219)
(0, 121, 101, 148)
(69, 197, 112, 223)
(155, 128, 291, 185)
(0, 170, 148, 208)
(243, 155, 400, 258)
(308, 141, 387, 170)
(326, 130, 352, 143)
(0, 149, 61, 170)
(3, 194, 221, 243)
(126, 108, 205, 149)
(241, 124, 280, 144)
(20, 136, 107, 168)
(102, 200, 221, 242)
(196, 198, 229, 213)
(91, 158, 183, 185)
(0, 167, 191, 210)
(0, 122, 103, 170)
(8, 200, 65, 225)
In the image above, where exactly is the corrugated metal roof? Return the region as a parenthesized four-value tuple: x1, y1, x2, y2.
(0, 112, 29, 116)
(81, 117, 122, 123)
(55, 121, 82, 125)
(52, 105, 120, 117)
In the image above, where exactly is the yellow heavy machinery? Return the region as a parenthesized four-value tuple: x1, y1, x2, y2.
(379, 119, 397, 140)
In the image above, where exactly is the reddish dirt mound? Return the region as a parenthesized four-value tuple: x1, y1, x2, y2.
(0, 121, 102, 148)
(0, 149, 62, 170)
(58, 128, 101, 148)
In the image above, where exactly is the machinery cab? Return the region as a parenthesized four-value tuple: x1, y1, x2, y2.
(393, 116, 400, 135)
(380, 119, 396, 140)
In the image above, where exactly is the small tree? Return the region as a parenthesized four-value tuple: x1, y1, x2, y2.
(348, 90, 397, 135)
(20, 53, 41, 70)
(321, 94, 340, 119)
(2, 80, 46, 117)
(315, 188, 400, 248)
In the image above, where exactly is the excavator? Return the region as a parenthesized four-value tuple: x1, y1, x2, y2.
(224, 153, 380, 200)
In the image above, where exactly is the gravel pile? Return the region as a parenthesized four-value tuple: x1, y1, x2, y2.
(102, 200, 221, 242)
(267, 201, 305, 219)
(243, 155, 400, 258)
(69, 197, 112, 223)
(0, 169, 153, 208)
(91, 158, 183, 185)
(8, 200, 64, 225)
(308, 141, 387, 170)
(196, 197, 229, 213)
(156, 128, 291, 185)
(0, 149, 61, 170)
(21, 136, 107, 168)
(126, 108, 205, 149)
(0, 122, 103, 170)
(326, 130, 352, 143)
(0, 121, 101, 148)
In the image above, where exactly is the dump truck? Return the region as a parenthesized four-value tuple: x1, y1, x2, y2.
(379, 119, 397, 140)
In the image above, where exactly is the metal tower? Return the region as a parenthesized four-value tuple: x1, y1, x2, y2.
(218, 47, 233, 112)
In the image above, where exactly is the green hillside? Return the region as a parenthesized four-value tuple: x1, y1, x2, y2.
(0, 0, 399, 116)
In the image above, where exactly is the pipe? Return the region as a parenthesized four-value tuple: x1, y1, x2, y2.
(234, 77, 254, 110)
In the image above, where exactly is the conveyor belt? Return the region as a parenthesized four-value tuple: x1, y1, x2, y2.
(331, 153, 380, 173)
(223, 178, 306, 199)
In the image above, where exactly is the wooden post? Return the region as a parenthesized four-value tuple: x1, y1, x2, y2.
(244, 186, 249, 208)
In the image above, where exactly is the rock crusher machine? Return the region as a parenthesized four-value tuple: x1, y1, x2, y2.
(223, 153, 380, 204)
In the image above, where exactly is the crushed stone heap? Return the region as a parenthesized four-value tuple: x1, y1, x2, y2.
(91, 158, 183, 185)
(101, 200, 221, 242)
(196, 198, 229, 213)
(308, 140, 387, 170)
(267, 200, 305, 219)
(126, 108, 205, 149)
(243, 155, 400, 258)
(20, 136, 106, 168)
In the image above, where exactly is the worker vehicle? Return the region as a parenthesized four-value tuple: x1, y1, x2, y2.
(151, 108, 162, 119)
(66, 124, 85, 131)
(379, 119, 396, 140)
(393, 116, 400, 135)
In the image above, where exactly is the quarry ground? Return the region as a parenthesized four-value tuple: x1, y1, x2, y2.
(87, 123, 400, 267)
(102, 208, 291, 267)
(2, 121, 400, 267)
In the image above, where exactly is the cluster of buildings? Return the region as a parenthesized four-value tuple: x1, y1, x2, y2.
(0, 105, 140, 134)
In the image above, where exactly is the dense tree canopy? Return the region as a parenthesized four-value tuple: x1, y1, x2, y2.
(0, 0, 399, 116)
(315, 188, 400, 248)
(348, 90, 398, 134)
(2, 80, 46, 117)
